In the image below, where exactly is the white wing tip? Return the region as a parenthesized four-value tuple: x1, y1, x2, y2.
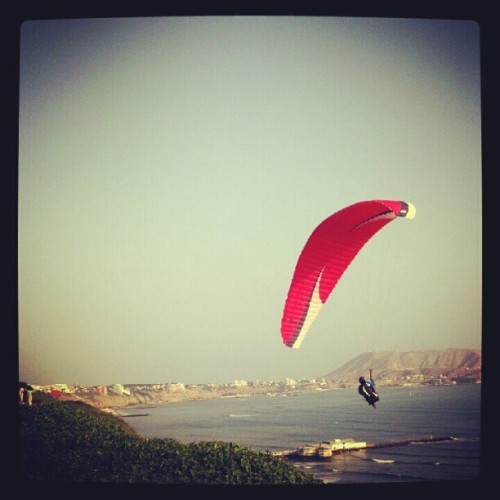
(405, 202, 416, 219)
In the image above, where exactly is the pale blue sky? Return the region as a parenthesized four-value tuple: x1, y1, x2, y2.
(18, 17, 481, 386)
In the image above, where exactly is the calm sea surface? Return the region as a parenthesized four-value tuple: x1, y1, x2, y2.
(123, 384, 481, 484)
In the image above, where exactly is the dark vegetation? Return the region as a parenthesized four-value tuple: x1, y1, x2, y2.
(19, 393, 322, 485)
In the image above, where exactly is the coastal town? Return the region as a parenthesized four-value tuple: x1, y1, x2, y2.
(23, 349, 480, 410)
(29, 369, 480, 411)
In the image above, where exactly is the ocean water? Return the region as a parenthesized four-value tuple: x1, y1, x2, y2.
(123, 384, 481, 484)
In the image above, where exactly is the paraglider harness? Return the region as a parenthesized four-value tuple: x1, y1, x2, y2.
(358, 379, 379, 408)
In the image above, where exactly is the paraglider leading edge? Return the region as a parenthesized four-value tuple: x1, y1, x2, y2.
(280, 200, 416, 349)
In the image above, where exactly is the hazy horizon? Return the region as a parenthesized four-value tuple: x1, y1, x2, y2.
(18, 17, 481, 386)
(24, 346, 481, 387)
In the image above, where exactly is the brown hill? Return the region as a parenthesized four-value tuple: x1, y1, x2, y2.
(321, 348, 481, 383)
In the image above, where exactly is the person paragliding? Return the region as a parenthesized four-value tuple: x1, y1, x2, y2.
(358, 368, 379, 409)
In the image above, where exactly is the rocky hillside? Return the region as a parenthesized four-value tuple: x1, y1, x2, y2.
(322, 348, 481, 382)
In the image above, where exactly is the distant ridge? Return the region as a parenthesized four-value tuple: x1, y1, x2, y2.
(322, 348, 481, 382)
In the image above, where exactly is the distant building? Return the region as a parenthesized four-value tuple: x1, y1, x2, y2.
(111, 384, 130, 395)
(166, 383, 185, 392)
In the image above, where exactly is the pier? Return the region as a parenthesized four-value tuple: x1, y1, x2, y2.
(268, 436, 454, 460)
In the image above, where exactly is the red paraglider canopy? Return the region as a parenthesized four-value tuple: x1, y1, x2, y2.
(281, 200, 415, 348)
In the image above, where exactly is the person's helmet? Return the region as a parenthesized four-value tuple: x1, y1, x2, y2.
(359, 376, 365, 384)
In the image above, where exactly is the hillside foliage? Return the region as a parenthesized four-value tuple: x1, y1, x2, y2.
(19, 395, 322, 485)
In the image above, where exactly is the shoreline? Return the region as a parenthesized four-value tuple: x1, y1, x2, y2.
(98, 391, 303, 416)
(85, 382, 480, 417)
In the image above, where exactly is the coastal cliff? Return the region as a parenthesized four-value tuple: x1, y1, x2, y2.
(322, 348, 481, 382)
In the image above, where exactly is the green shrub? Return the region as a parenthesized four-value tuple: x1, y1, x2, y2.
(19, 398, 322, 485)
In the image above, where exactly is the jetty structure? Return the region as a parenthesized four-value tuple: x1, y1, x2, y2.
(269, 438, 368, 459)
(268, 436, 454, 460)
